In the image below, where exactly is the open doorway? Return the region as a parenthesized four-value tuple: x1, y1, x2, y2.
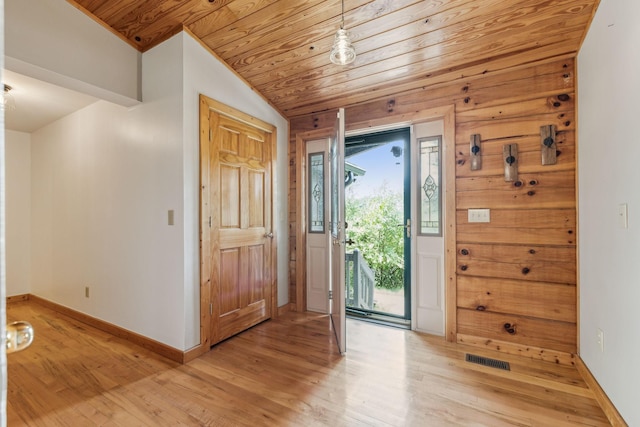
(344, 128, 411, 327)
(299, 108, 455, 341)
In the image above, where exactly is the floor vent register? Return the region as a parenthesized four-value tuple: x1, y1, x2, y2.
(465, 353, 511, 371)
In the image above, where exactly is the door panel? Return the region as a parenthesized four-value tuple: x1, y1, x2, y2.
(209, 111, 272, 346)
(221, 165, 241, 227)
(330, 109, 346, 354)
(306, 140, 330, 313)
(220, 249, 241, 314)
(413, 120, 445, 335)
(248, 171, 265, 227)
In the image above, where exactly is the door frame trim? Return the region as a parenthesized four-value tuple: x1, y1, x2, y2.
(295, 129, 334, 312)
(294, 105, 456, 340)
(195, 94, 278, 359)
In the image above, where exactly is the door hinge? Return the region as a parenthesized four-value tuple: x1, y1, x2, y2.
(328, 290, 333, 300)
(209, 128, 212, 141)
(209, 303, 213, 315)
(209, 216, 212, 228)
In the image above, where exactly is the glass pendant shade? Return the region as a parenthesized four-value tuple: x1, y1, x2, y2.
(2, 84, 16, 111)
(330, 29, 356, 65)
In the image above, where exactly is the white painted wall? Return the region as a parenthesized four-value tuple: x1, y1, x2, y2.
(30, 97, 187, 348)
(10, 3, 288, 350)
(182, 33, 290, 311)
(578, 0, 640, 424)
(5, 0, 140, 106)
(5, 130, 31, 296)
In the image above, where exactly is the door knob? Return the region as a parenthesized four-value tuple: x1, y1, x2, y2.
(264, 232, 274, 238)
(345, 238, 355, 245)
(6, 321, 34, 354)
(397, 219, 411, 238)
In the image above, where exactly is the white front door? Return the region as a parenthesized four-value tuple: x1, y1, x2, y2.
(329, 109, 346, 354)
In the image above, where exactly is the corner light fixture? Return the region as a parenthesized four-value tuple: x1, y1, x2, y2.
(329, 0, 356, 65)
(2, 84, 16, 111)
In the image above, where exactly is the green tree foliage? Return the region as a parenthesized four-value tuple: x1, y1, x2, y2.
(345, 184, 404, 290)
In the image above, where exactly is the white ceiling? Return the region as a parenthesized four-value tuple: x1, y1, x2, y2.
(3, 69, 98, 133)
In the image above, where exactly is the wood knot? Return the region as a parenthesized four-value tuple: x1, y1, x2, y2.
(504, 323, 516, 334)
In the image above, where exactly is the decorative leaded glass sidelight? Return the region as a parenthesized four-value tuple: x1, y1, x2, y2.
(418, 136, 442, 235)
(308, 152, 325, 233)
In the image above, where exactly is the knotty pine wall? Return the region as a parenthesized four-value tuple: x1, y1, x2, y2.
(289, 57, 577, 362)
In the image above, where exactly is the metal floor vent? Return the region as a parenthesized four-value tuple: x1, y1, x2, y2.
(465, 353, 510, 371)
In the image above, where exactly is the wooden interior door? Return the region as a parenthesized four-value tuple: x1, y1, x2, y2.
(207, 108, 273, 346)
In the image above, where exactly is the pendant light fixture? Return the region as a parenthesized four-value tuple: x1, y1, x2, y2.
(329, 0, 356, 65)
(2, 84, 16, 111)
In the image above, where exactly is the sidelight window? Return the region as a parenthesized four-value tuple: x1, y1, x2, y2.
(418, 136, 442, 236)
(308, 152, 325, 233)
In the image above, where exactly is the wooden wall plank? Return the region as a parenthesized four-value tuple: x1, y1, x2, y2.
(457, 170, 574, 192)
(456, 243, 576, 284)
(457, 333, 575, 366)
(457, 187, 576, 210)
(456, 243, 575, 263)
(457, 258, 576, 285)
(457, 95, 575, 123)
(457, 276, 576, 322)
(456, 209, 576, 246)
(457, 309, 576, 354)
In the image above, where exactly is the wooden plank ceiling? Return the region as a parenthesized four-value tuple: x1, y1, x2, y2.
(69, 0, 599, 118)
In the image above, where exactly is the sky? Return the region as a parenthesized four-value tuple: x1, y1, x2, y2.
(346, 139, 406, 199)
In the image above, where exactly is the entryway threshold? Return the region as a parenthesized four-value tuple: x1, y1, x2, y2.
(346, 311, 410, 330)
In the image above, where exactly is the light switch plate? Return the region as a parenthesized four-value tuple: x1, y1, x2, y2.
(468, 208, 490, 223)
(618, 203, 628, 229)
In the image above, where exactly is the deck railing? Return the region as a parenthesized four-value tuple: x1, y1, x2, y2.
(345, 249, 375, 310)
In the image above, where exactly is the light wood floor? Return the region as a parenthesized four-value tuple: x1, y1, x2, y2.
(7, 301, 610, 426)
